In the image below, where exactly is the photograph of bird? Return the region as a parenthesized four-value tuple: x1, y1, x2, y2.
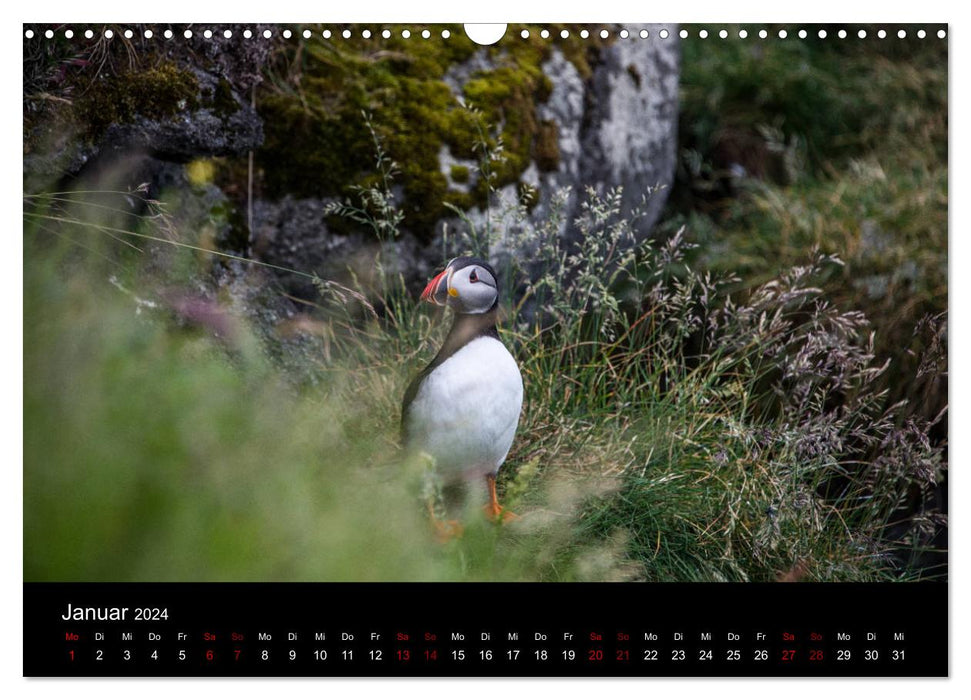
(401, 257, 524, 537)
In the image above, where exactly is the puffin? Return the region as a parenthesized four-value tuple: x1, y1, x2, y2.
(401, 256, 524, 530)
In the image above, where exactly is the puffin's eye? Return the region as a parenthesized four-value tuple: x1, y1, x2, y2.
(469, 268, 479, 283)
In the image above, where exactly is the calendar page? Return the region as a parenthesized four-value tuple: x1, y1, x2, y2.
(22, 21, 948, 678)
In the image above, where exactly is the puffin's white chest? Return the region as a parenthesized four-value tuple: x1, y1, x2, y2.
(406, 336, 523, 478)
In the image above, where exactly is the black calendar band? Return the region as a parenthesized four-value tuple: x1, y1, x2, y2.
(24, 582, 947, 677)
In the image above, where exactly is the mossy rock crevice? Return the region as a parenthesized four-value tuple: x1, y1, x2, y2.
(24, 30, 270, 183)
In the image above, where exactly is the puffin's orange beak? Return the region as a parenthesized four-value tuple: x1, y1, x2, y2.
(420, 267, 452, 306)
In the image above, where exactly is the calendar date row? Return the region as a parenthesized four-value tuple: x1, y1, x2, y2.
(64, 644, 907, 665)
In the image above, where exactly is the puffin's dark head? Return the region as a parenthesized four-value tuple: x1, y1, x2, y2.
(420, 256, 499, 314)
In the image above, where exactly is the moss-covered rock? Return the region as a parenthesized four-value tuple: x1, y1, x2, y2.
(23, 26, 272, 184)
(76, 62, 200, 138)
(449, 164, 470, 184)
(253, 24, 610, 235)
(209, 77, 240, 120)
(534, 120, 561, 172)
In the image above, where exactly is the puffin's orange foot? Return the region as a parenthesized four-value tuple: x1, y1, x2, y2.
(482, 503, 518, 524)
(483, 473, 516, 524)
(433, 518, 464, 543)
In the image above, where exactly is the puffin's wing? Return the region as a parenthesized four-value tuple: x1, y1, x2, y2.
(400, 367, 430, 444)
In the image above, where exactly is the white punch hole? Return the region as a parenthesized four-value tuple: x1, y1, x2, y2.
(464, 24, 507, 46)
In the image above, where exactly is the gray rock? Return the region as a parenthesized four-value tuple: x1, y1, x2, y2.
(580, 24, 680, 237)
(251, 196, 349, 298)
(251, 196, 437, 301)
(187, 25, 275, 93)
(99, 109, 262, 164)
(139, 113, 258, 160)
(432, 24, 680, 271)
